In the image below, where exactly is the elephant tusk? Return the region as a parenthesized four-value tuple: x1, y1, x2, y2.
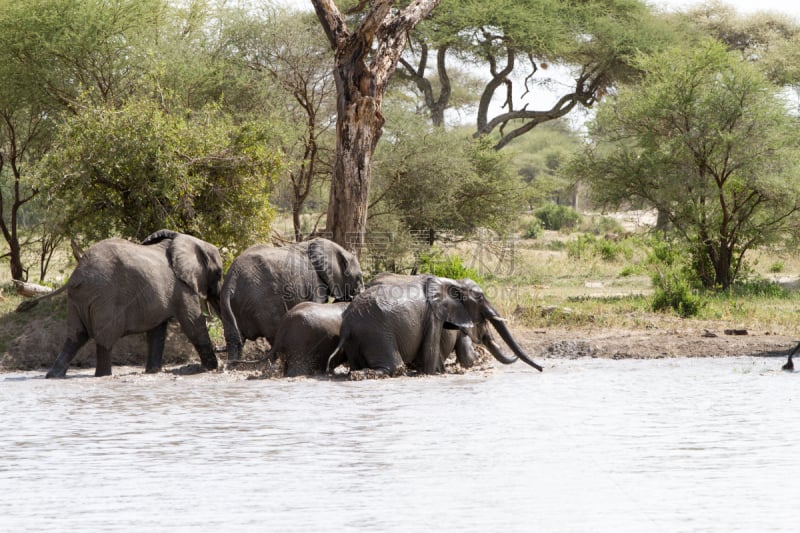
(489, 316, 543, 372)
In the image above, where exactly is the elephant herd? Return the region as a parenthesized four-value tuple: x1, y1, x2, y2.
(18, 230, 544, 379)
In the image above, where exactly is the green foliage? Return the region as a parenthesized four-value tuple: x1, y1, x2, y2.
(583, 215, 625, 236)
(523, 218, 543, 239)
(38, 97, 283, 252)
(645, 237, 704, 317)
(571, 40, 800, 289)
(534, 204, 581, 231)
(769, 261, 785, 273)
(728, 277, 792, 299)
(566, 233, 633, 262)
(650, 271, 705, 318)
(372, 112, 523, 238)
(418, 248, 483, 283)
(506, 120, 583, 209)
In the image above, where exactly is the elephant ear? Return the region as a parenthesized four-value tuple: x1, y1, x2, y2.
(426, 276, 474, 330)
(308, 239, 347, 300)
(168, 235, 218, 299)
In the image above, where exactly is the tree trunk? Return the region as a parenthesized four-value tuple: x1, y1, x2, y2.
(325, 81, 383, 253)
(312, 0, 442, 255)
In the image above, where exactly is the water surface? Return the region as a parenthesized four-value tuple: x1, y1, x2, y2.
(1, 357, 798, 532)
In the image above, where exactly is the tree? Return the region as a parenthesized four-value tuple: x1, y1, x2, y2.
(396, 0, 676, 148)
(569, 41, 800, 289)
(311, 0, 441, 254)
(671, 1, 800, 106)
(223, 8, 337, 242)
(0, 0, 167, 281)
(38, 97, 283, 255)
(370, 110, 522, 240)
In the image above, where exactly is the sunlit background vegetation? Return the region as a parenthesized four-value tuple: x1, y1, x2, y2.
(3, 0, 800, 323)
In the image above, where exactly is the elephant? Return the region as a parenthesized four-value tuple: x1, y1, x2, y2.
(221, 237, 363, 363)
(356, 273, 514, 373)
(17, 230, 224, 378)
(268, 301, 349, 377)
(327, 274, 543, 376)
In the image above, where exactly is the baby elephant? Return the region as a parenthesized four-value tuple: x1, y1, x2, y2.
(268, 302, 349, 377)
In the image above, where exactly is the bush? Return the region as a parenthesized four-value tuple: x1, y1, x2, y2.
(583, 215, 624, 235)
(730, 278, 791, 298)
(534, 204, 581, 231)
(650, 270, 705, 317)
(769, 261, 784, 273)
(523, 218, 543, 239)
(646, 237, 704, 317)
(566, 233, 632, 262)
(417, 248, 482, 282)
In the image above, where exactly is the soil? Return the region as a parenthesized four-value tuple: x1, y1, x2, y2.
(1, 307, 795, 377)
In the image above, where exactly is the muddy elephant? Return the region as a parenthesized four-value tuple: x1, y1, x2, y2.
(328, 274, 543, 376)
(17, 230, 223, 378)
(268, 301, 349, 377)
(221, 238, 363, 362)
(358, 273, 514, 373)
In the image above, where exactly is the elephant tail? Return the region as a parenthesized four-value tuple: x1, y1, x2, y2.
(15, 283, 69, 312)
(220, 285, 243, 362)
(326, 332, 348, 373)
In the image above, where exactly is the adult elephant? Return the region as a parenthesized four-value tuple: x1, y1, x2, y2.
(221, 238, 363, 363)
(17, 230, 223, 378)
(268, 301, 349, 377)
(328, 274, 543, 376)
(358, 273, 515, 373)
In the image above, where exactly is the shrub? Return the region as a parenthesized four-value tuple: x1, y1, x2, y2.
(730, 278, 791, 298)
(769, 261, 784, 273)
(417, 248, 483, 282)
(523, 218, 543, 239)
(534, 204, 581, 231)
(566, 233, 632, 262)
(650, 270, 705, 317)
(646, 237, 704, 317)
(584, 215, 624, 235)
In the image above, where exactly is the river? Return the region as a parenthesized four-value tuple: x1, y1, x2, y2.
(1, 357, 798, 532)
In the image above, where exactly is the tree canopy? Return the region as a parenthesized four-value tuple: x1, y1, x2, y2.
(38, 97, 283, 255)
(397, 0, 678, 148)
(569, 40, 800, 289)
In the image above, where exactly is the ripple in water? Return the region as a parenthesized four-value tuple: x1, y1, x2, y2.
(1, 357, 798, 531)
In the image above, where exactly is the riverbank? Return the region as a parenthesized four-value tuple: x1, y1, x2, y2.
(2, 304, 794, 375)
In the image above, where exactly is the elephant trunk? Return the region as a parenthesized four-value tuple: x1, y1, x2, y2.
(488, 316, 543, 372)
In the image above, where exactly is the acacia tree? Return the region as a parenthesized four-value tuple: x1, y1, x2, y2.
(570, 41, 800, 289)
(672, 2, 800, 107)
(396, 0, 674, 149)
(311, 0, 441, 254)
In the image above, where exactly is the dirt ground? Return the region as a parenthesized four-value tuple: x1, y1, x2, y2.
(1, 310, 795, 377)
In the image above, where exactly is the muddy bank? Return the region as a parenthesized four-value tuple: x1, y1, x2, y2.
(2, 306, 795, 375)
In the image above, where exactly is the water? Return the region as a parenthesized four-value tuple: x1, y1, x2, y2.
(1, 357, 798, 532)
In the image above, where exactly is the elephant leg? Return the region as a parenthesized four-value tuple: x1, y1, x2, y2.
(224, 330, 243, 364)
(46, 332, 89, 379)
(357, 348, 404, 377)
(177, 312, 218, 371)
(145, 322, 168, 373)
(95, 344, 113, 377)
